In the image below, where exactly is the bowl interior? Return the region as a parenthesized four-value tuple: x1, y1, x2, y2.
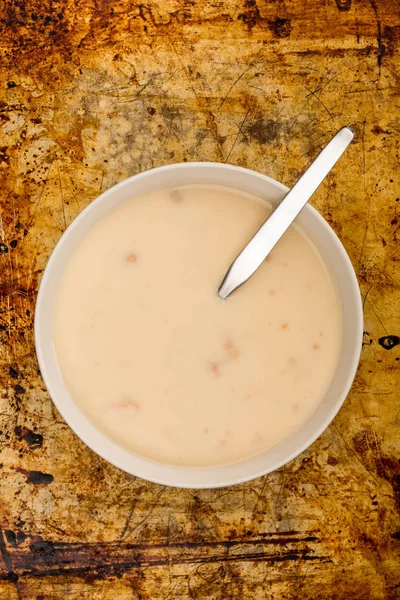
(35, 163, 363, 488)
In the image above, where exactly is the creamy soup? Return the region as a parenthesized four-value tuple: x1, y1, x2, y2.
(54, 185, 341, 467)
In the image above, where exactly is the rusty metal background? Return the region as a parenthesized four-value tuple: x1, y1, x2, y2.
(0, 0, 399, 598)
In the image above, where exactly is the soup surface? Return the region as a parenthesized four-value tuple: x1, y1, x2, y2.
(54, 185, 341, 467)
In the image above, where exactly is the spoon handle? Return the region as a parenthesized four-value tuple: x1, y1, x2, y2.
(218, 126, 354, 300)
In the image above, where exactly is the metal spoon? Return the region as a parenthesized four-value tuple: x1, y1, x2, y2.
(218, 126, 354, 300)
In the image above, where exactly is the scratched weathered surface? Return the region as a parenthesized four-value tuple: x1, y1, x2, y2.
(0, 0, 399, 598)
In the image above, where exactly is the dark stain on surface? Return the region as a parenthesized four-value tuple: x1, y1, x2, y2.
(269, 18, 292, 37)
(8, 367, 19, 379)
(0, 3, 73, 67)
(0, 243, 9, 254)
(371, 125, 392, 135)
(15, 426, 43, 449)
(334, 0, 352, 11)
(4, 531, 17, 548)
(30, 540, 56, 557)
(378, 335, 399, 350)
(246, 118, 280, 144)
(0, 529, 19, 585)
(353, 431, 400, 510)
(16, 531, 26, 545)
(16, 469, 53, 485)
(370, 0, 384, 68)
(370, 4, 399, 68)
(376, 456, 400, 510)
(238, 0, 264, 31)
(380, 25, 399, 63)
(160, 103, 181, 123)
(3, 533, 326, 581)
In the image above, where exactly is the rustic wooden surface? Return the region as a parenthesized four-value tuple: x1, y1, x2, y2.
(0, 0, 399, 598)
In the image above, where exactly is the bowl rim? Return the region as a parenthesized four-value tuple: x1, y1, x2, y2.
(35, 161, 363, 488)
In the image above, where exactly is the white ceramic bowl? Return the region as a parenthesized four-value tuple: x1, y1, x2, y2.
(35, 163, 363, 488)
